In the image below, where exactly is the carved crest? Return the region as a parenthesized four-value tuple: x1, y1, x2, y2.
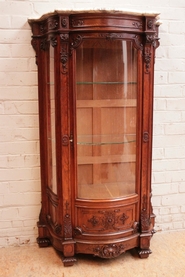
(93, 243, 125, 259)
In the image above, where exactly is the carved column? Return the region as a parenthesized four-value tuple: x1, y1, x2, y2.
(139, 16, 159, 258)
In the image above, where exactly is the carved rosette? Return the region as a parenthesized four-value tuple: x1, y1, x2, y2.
(82, 209, 130, 232)
(93, 243, 125, 259)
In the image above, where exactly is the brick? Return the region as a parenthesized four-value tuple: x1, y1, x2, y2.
(152, 147, 165, 160)
(154, 84, 184, 98)
(173, 222, 184, 229)
(154, 111, 181, 123)
(1, 208, 19, 220)
(0, 167, 40, 182)
(9, 180, 41, 193)
(11, 16, 31, 30)
(0, 86, 38, 101)
(179, 182, 185, 193)
(0, 15, 11, 29)
(165, 123, 185, 135)
(169, 72, 185, 84)
(18, 206, 41, 219)
(0, 2, 33, 16)
(0, 141, 39, 155)
(0, 30, 31, 44)
(162, 194, 185, 206)
(153, 135, 185, 148)
(164, 146, 185, 159)
(4, 101, 38, 115)
(12, 220, 23, 228)
(159, 207, 170, 215)
(0, 58, 29, 72)
(152, 183, 178, 196)
(5, 72, 37, 86)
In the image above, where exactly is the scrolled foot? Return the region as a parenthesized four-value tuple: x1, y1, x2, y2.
(37, 237, 51, 248)
(63, 256, 77, 267)
(138, 248, 152, 259)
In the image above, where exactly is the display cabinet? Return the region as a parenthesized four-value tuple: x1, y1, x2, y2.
(29, 10, 160, 266)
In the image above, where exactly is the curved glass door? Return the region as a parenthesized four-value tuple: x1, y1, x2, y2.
(76, 39, 137, 199)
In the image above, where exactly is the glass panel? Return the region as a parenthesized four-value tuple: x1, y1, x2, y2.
(76, 39, 137, 199)
(47, 45, 57, 193)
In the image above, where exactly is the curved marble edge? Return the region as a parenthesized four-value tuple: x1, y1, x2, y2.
(28, 9, 160, 23)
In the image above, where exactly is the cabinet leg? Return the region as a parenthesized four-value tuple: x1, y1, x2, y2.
(62, 241, 77, 266)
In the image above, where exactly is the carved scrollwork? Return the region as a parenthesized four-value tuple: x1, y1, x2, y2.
(40, 23, 47, 34)
(71, 19, 84, 27)
(64, 213, 72, 237)
(133, 35, 143, 51)
(132, 21, 143, 29)
(64, 201, 72, 238)
(60, 43, 68, 74)
(46, 214, 62, 235)
(93, 243, 125, 259)
(31, 39, 39, 65)
(48, 18, 58, 30)
(70, 35, 83, 52)
(146, 34, 159, 48)
(50, 36, 57, 47)
(141, 195, 151, 231)
(144, 48, 152, 73)
(100, 33, 124, 40)
(40, 38, 49, 51)
(60, 34, 69, 41)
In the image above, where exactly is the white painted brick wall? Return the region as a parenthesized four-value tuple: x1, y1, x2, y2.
(0, 0, 185, 247)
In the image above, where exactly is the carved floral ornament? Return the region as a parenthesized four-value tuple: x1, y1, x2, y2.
(82, 209, 130, 232)
(93, 243, 126, 258)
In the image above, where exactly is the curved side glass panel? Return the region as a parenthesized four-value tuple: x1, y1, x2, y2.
(76, 39, 137, 199)
(47, 45, 57, 194)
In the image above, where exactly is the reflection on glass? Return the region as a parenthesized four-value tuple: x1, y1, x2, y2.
(47, 45, 57, 194)
(76, 39, 137, 199)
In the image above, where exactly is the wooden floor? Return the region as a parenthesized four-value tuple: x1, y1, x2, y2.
(0, 231, 185, 277)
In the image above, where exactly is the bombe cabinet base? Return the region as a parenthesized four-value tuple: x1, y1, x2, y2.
(29, 10, 159, 266)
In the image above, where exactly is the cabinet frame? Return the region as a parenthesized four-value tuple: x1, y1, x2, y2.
(29, 11, 159, 266)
